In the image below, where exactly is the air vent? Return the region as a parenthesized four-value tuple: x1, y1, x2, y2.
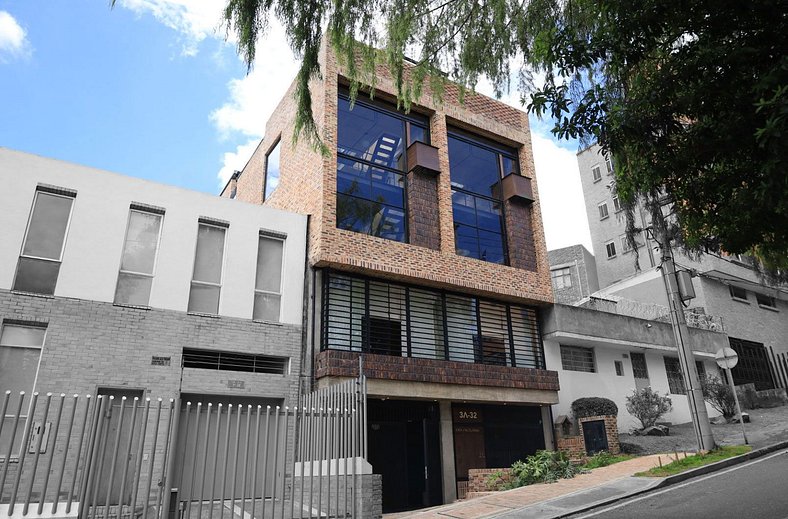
(182, 348, 288, 375)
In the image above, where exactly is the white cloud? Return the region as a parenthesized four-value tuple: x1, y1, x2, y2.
(0, 11, 31, 63)
(217, 138, 261, 186)
(118, 0, 228, 56)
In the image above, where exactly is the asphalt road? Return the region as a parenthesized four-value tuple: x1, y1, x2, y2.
(573, 448, 788, 519)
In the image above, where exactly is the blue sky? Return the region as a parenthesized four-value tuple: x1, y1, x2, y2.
(0, 1, 592, 250)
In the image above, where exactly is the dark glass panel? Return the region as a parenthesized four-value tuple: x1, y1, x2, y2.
(448, 135, 500, 197)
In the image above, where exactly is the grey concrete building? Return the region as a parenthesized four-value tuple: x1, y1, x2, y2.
(547, 245, 599, 305)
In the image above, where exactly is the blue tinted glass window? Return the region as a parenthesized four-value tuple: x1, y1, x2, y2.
(337, 97, 406, 171)
(448, 135, 500, 198)
(264, 140, 281, 200)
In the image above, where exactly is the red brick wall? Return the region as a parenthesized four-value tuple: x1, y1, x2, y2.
(556, 415, 621, 460)
(315, 350, 560, 391)
(406, 170, 441, 250)
(468, 468, 513, 493)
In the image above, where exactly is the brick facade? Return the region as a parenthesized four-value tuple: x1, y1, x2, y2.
(406, 170, 441, 250)
(229, 42, 554, 307)
(315, 350, 560, 391)
(555, 415, 621, 460)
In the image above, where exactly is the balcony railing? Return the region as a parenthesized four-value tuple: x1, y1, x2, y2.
(321, 270, 545, 369)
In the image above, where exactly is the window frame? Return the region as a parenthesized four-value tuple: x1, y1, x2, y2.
(605, 155, 614, 175)
(729, 285, 749, 303)
(614, 360, 624, 376)
(664, 356, 685, 394)
(263, 137, 282, 201)
(612, 195, 622, 213)
(13, 188, 76, 295)
(605, 240, 617, 259)
(0, 323, 46, 460)
(448, 129, 516, 265)
(755, 292, 777, 310)
(551, 267, 573, 289)
(114, 207, 164, 306)
(598, 201, 609, 220)
(187, 220, 228, 315)
(591, 165, 602, 183)
(253, 232, 286, 322)
(560, 345, 596, 373)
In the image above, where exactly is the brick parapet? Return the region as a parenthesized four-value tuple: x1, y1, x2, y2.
(315, 350, 559, 391)
(504, 199, 538, 272)
(406, 170, 441, 250)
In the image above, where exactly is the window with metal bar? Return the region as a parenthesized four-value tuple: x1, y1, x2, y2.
(114, 208, 163, 306)
(13, 188, 75, 295)
(0, 324, 45, 458)
(182, 348, 288, 374)
(322, 270, 543, 368)
(560, 345, 595, 372)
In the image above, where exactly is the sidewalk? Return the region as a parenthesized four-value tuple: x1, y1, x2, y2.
(385, 454, 667, 519)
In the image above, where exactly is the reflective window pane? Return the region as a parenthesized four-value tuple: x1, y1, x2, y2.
(265, 141, 281, 200)
(13, 257, 60, 294)
(255, 237, 284, 293)
(188, 284, 220, 314)
(114, 273, 153, 306)
(448, 135, 500, 197)
(253, 293, 281, 322)
(478, 230, 506, 264)
(454, 224, 480, 260)
(22, 192, 73, 260)
(120, 211, 162, 274)
(337, 158, 373, 200)
(192, 225, 225, 284)
(409, 124, 428, 145)
(337, 97, 406, 170)
(501, 156, 519, 177)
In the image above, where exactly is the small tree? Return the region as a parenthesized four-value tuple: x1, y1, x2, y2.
(625, 388, 672, 430)
(700, 374, 736, 420)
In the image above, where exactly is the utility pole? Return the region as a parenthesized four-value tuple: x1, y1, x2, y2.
(659, 243, 716, 451)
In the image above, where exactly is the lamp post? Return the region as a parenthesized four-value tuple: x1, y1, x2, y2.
(715, 347, 748, 444)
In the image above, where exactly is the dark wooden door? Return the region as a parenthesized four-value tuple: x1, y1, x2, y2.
(453, 425, 486, 481)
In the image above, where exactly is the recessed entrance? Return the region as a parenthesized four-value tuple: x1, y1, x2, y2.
(367, 399, 443, 513)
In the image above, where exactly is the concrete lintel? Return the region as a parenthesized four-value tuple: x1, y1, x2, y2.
(544, 331, 715, 358)
(365, 378, 559, 404)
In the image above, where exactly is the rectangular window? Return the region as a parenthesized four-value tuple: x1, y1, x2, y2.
(592, 166, 602, 182)
(605, 241, 617, 259)
(598, 202, 609, 220)
(729, 285, 748, 302)
(264, 139, 281, 201)
(114, 208, 163, 306)
(621, 234, 632, 253)
(755, 293, 777, 309)
(188, 222, 227, 314)
(612, 195, 622, 213)
(448, 131, 515, 264)
(551, 267, 573, 289)
(13, 189, 75, 295)
(664, 356, 686, 394)
(560, 345, 595, 372)
(605, 155, 614, 174)
(614, 360, 624, 376)
(322, 271, 543, 368)
(336, 93, 427, 243)
(631, 352, 649, 379)
(182, 348, 288, 375)
(0, 324, 45, 458)
(253, 234, 284, 322)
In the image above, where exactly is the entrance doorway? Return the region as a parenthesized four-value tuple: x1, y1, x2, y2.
(367, 399, 443, 513)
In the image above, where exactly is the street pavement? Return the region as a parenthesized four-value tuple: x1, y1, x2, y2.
(568, 448, 788, 519)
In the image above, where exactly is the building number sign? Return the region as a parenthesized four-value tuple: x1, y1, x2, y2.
(454, 408, 482, 423)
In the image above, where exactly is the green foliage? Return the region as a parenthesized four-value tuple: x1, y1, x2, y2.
(214, 0, 788, 274)
(625, 388, 672, 430)
(582, 451, 634, 470)
(484, 470, 508, 491)
(571, 397, 618, 419)
(509, 450, 581, 487)
(636, 446, 752, 477)
(700, 374, 737, 420)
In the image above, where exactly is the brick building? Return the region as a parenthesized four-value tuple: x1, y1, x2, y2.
(224, 44, 559, 510)
(0, 148, 308, 507)
(547, 245, 599, 305)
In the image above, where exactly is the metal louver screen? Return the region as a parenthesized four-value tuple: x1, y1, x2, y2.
(182, 348, 288, 374)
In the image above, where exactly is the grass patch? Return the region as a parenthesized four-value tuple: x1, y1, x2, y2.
(582, 451, 635, 470)
(635, 445, 752, 477)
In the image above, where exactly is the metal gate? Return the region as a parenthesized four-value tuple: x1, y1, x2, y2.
(1, 376, 368, 519)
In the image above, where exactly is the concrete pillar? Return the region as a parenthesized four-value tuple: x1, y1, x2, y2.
(439, 401, 457, 503)
(541, 406, 555, 450)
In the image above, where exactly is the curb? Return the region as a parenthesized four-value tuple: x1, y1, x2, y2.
(552, 440, 788, 518)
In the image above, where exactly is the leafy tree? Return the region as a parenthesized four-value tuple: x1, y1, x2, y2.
(625, 387, 672, 430)
(218, 0, 787, 270)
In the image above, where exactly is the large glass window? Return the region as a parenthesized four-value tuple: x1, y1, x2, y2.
(188, 222, 227, 314)
(448, 131, 516, 264)
(264, 140, 281, 201)
(13, 189, 75, 295)
(114, 208, 163, 306)
(254, 234, 284, 322)
(322, 271, 544, 368)
(0, 324, 45, 458)
(336, 94, 429, 242)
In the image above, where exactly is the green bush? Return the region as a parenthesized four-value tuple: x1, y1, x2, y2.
(700, 374, 736, 420)
(625, 387, 672, 430)
(582, 451, 634, 469)
(484, 470, 508, 491)
(509, 450, 581, 487)
(571, 397, 618, 418)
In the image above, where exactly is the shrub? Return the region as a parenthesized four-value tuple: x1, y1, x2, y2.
(509, 450, 581, 487)
(625, 387, 672, 430)
(582, 451, 634, 469)
(571, 397, 618, 419)
(484, 470, 508, 491)
(700, 374, 736, 419)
